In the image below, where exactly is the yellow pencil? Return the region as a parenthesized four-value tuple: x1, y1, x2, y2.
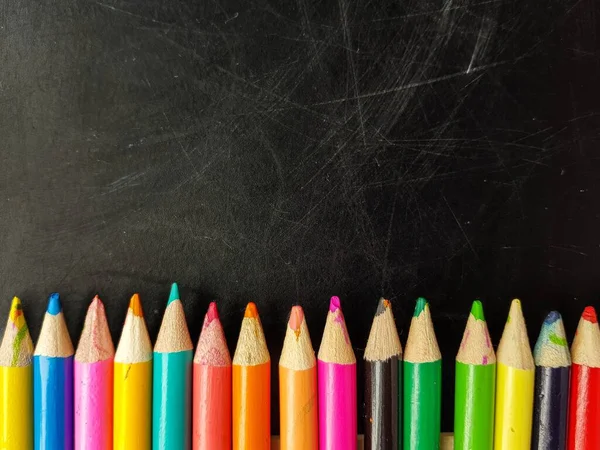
(0, 296, 34, 450)
(113, 294, 153, 450)
(494, 299, 535, 450)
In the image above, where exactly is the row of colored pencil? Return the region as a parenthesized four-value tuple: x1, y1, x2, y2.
(364, 297, 600, 450)
(0, 287, 598, 450)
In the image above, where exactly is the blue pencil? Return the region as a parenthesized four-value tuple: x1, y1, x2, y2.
(152, 283, 193, 450)
(33, 293, 74, 450)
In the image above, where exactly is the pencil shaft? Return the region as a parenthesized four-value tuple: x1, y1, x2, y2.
(279, 365, 318, 450)
(364, 357, 400, 450)
(74, 359, 113, 450)
(494, 363, 534, 450)
(532, 366, 569, 450)
(454, 362, 495, 450)
(318, 360, 357, 450)
(113, 361, 152, 450)
(152, 350, 193, 450)
(567, 364, 600, 449)
(403, 360, 441, 450)
(193, 364, 232, 450)
(0, 366, 33, 449)
(233, 362, 271, 450)
(34, 355, 74, 450)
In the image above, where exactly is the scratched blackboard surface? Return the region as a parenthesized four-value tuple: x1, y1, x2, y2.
(1, 0, 599, 432)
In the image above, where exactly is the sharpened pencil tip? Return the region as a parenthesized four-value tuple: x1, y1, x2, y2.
(329, 296, 341, 312)
(470, 300, 485, 320)
(90, 295, 103, 309)
(414, 297, 427, 317)
(289, 305, 304, 331)
(376, 298, 390, 316)
(168, 282, 180, 305)
(544, 310, 561, 325)
(244, 302, 258, 318)
(9, 296, 23, 322)
(506, 298, 523, 323)
(582, 306, 598, 323)
(206, 302, 219, 324)
(129, 293, 143, 317)
(47, 293, 61, 315)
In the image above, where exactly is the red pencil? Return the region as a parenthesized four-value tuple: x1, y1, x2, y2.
(193, 302, 231, 450)
(567, 306, 600, 450)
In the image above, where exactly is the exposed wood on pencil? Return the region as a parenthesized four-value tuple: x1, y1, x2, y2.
(280, 305, 316, 370)
(114, 293, 152, 364)
(279, 305, 318, 450)
(494, 299, 534, 450)
(34, 293, 74, 450)
(567, 306, 600, 450)
(194, 302, 231, 366)
(364, 298, 402, 362)
(0, 296, 34, 449)
(74, 295, 114, 450)
(75, 295, 114, 363)
(403, 297, 442, 450)
(193, 301, 232, 450)
(153, 282, 193, 450)
(364, 298, 402, 450)
(318, 296, 357, 450)
(0, 296, 34, 367)
(233, 302, 271, 449)
(233, 302, 270, 366)
(496, 299, 534, 370)
(454, 300, 495, 450)
(114, 293, 152, 450)
(532, 311, 570, 450)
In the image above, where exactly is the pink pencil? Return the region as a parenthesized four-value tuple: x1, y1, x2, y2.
(74, 296, 115, 450)
(318, 296, 357, 450)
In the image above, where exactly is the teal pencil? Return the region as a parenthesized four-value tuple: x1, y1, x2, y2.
(152, 283, 193, 450)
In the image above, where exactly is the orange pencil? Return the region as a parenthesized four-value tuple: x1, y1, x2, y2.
(233, 303, 271, 450)
(279, 306, 318, 450)
(193, 302, 232, 450)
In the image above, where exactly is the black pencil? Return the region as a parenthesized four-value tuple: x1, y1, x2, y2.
(364, 298, 402, 450)
(531, 311, 570, 450)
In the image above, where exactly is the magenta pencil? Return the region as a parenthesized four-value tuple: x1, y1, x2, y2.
(74, 296, 115, 450)
(318, 296, 357, 450)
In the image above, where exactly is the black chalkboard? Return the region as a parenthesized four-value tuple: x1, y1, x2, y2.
(1, 0, 598, 433)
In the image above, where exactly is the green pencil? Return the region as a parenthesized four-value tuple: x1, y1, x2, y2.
(403, 297, 442, 450)
(454, 300, 496, 450)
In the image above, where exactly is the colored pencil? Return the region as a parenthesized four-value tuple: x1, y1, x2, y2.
(34, 293, 74, 450)
(74, 296, 114, 450)
(233, 302, 271, 450)
(153, 283, 193, 450)
(364, 298, 402, 450)
(0, 296, 34, 449)
(532, 311, 570, 450)
(273, 433, 454, 449)
(193, 302, 232, 450)
(113, 293, 152, 450)
(494, 298, 535, 450)
(318, 296, 357, 450)
(279, 305, 318, 450)
(454, 300, 495, 450)
(403, 297, 441, 450)
(567, 306, 600, 449)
